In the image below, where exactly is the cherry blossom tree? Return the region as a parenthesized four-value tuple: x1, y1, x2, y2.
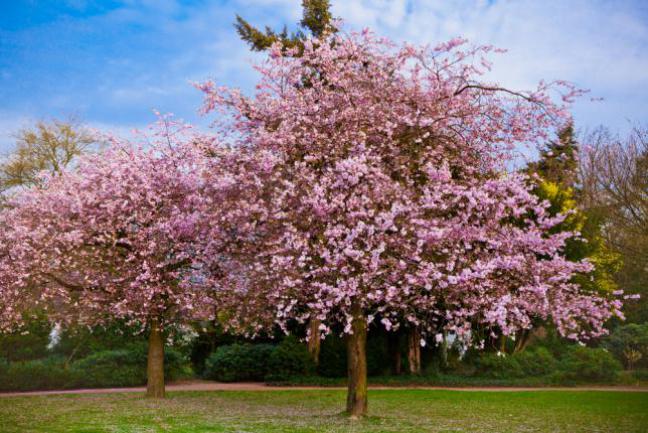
(0, 119, 216, 398)
(197, 30, 624, 416)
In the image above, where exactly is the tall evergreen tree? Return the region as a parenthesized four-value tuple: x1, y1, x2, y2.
(235, 0, 335, 53)
(527, 122, 579, 188)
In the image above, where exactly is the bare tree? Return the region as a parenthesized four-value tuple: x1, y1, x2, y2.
(0, 118, 96, 194)
(580, 126, 648, 321)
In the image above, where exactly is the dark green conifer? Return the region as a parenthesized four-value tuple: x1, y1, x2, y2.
(235, 0, 336, 53)
(528, 122, 579, 188)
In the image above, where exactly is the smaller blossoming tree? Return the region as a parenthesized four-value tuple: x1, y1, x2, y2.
(0, 119, 216, 398)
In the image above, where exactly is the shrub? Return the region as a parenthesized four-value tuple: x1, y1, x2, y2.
(0, 357, 7, 375)
(70, 345, 186, 388)
(203, 343, 274, 382)
(631, 369, 648, 381)
(265, 336, 315, 381)
(556, 346, 622, 382)
(477, 347, 557, 378)
(514, 347, 558, 376)
(604, 324, 648, 369)
(478, 345, 621, 383)
(70, 349, 146, 387)
(0, 316, 51, 362)
(0, 356, 76, 391)
(163, 347, 188, 380)
(188, 324, 237, 375)
(318, 335, 347, 378)
(477, 353, 524, 378)
(0, 345, 187, 391)
(52, 322, 146, 361)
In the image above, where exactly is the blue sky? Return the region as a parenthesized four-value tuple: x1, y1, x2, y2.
(1, 0, 647, 153)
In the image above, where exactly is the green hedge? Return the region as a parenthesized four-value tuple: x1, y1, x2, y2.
(71, 350, 146, 387)
(0, 356, 75, 391)
(204, 338, 318, 382)
(555, 346, 622, 382)
(477, 347, 558, 378)
(475, 345, 622, 383)
(266, 336, 315, 381)
(203, 343, 274, 382)
(52, 322, 147, 362)
(69, 345, 185, 388)
(0, 345, 187, 391)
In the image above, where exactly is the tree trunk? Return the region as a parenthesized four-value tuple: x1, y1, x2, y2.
(307, 318, 321, 367)
(388, 332, 402, 375)
(346, 302, 367, 417)
(407, 327, 421, 375)
(146, 318, 165, 399)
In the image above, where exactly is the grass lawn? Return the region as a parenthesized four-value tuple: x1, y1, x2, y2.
(1, 389, 647, 433)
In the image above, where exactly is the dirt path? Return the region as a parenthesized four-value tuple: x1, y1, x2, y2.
(1, 380, 647, 398)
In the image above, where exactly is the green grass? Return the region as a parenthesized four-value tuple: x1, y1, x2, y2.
(1, 389, 647, 432)
(272, 372, 648, 387)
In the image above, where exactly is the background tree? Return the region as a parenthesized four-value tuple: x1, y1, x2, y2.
(235, 0, 335, 53)
(0, 118, 95, 194)
(527, 122, 579, 189)
(580, 126, 648, 323)
(528, 123, 622, 296)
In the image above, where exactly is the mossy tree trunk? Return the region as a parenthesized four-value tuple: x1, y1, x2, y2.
(346, 302, 368, 417)
(146, 318, 165, 399)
